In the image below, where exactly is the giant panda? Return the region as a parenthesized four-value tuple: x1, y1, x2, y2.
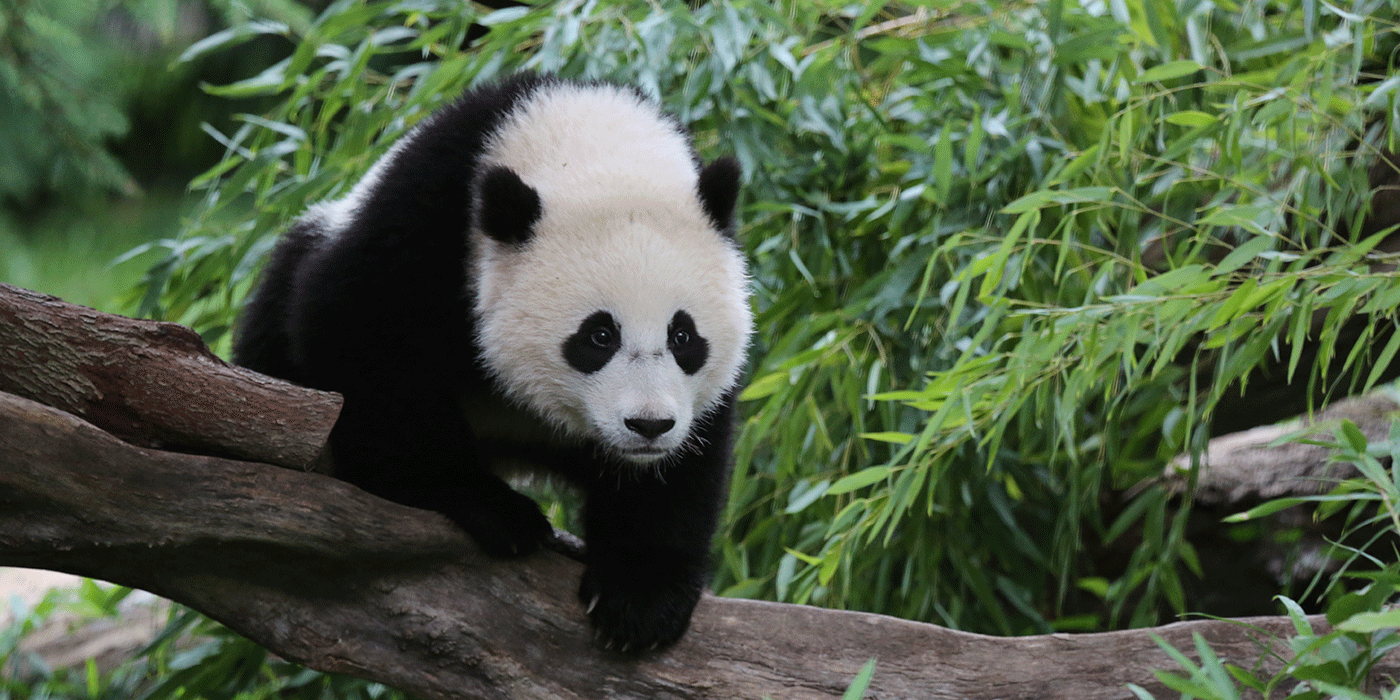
(233, 73, 751, 653)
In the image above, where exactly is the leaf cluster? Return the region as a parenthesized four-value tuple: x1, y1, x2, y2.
(728, 0, 1400, 633)
(2, 584, 405, 700)
(0, 0, 313, 209)
(1141, 415, 1400, 699)
(0, 0, 142, 203)
(1136, 586, 1400, 700)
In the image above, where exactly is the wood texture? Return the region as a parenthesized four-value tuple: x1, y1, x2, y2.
(1165, 393, 1400, 504)
(0, 282, 339, 471)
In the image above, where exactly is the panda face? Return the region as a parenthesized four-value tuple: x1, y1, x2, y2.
(467, 81, 749, 465)
(559, 309, 710, 461)
(471, 206, 750, 464)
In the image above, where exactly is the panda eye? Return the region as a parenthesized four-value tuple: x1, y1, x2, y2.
(672, 329, 691, 346)
(589, 327, 614, 348)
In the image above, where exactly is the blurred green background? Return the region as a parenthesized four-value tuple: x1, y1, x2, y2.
(0, 0, 310, 309)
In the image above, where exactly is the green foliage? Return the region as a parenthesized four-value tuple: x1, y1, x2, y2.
(129, 608, 409, 700)
(0, 0, 312, 207)
(1227, 412, 1400, 598)
(3, 582, 141, 700)
(0, 199, 175, 311)
(841, 658, 878, 700)
(1136, 587, 1400, 700)
(0, 0, 140, 202)
(136, 0, 1400, 645)
(731, 0, 1400, 632)
(1, 584, 411, 700)
(1136, 420, 1400, 699)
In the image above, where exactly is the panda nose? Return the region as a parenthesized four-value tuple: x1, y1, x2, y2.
(625, 417, 675, 439)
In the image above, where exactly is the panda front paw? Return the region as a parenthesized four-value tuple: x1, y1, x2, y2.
(577, 565, 701, 654)
(447, 488, 554, 558)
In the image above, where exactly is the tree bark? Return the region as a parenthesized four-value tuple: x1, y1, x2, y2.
(0, 283, 339, 471)
(1165, 392, 1400, 504)
(2, 282, 1397, 699)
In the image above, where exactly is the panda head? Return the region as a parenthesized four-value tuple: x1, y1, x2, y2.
(467, 83, 750, 465)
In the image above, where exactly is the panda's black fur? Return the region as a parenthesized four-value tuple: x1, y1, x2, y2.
(233, 73, 749, 653)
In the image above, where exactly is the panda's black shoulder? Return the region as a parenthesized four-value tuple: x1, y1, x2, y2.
(364, 73, 552, 204)
(429, 72, 554, 142)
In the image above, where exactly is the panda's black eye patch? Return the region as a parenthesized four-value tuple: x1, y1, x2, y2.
(564, 311, 620, 374)
(668, 310, 708, 375)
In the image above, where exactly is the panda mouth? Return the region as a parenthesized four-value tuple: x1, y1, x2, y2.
(619, 446, 670, 462)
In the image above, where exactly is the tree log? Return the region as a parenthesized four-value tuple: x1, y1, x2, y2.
(1165, 392, 1400, 504)
(1, 390, 1387, 699)
(3, 284, 1398, 699)
(0, 282, 338, 471)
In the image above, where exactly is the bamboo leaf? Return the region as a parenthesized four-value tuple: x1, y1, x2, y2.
(1002, 187, 1115, 214)
(1163, 110, 1217, 126)
(1336, 609, 1400, 633)
(827, 467, 892, 495)
(1135, 60, 1205, 83)
(841, 658, 878, 700)
(934, 127, 953, 201)
(1213, 235, 1274, 276)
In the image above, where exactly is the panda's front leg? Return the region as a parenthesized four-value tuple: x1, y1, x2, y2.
(329, 387, 555, 558)
(577, 452, 727, 653)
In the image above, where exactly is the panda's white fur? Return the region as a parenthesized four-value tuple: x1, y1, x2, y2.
(470, 84, 751, 462)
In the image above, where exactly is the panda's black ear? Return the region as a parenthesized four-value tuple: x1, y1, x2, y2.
(697, 156, 741, 237)
(476, 166, 542, 246)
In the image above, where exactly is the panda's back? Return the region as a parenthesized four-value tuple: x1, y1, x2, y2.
(263, 75, 558, 394)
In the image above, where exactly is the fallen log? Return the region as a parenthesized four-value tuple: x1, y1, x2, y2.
(1165, 392, 1400, 504)
(2, 391, 1381, 698)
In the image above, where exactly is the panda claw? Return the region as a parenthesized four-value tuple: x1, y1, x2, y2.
(586, 594, 600, 615)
